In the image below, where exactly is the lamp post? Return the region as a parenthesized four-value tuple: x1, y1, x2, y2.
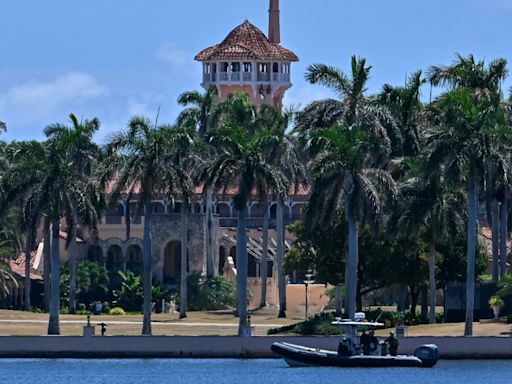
(304, 269, 314, 320)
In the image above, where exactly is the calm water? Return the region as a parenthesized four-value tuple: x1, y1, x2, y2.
(0, 359, 510, 384)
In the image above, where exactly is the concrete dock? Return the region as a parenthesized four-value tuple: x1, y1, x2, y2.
(0, 335, 510, 359)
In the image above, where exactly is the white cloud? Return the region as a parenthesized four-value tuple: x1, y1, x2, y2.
(0, 72, 107, 121)
(157, 42, 190, 68)
(128, 97, 152, 117)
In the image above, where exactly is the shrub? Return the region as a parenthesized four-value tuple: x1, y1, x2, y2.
(109, 307, 126, 316)
(365, 308, 398, 328)
(101, 301, 111, 314)
(187, 273, 238, 311)
(507, 314, 512, 324)
(291, 313, 339, 336)
(59, 307, 69, 315)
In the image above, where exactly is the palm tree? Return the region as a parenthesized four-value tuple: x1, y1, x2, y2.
(44, 113, 101, 313)
(378, 71, 425, 158)
(427, 54, 508, 335)
(298, 56, 395, 318)
(263, 106, 307, 317)
(1, 135, 99, 333)
(177, 86, 218, 277)
(102, 116, 189, 334)
(0, 140, 47, 311)
(399, 168, 465, 323)
(303, 122, 396, 319)
(298, 55, 394, 143)
(164, 125, 198, 319)
(200, 93, 288, 335)
(0, 240, 17, 298)
(426, 89, 505, 335)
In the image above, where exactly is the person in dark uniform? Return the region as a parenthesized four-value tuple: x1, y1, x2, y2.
(385, 331, 399, 356)
(337, 337, 351, 357)
(360, 331, 371, 355)
(368, 330, 379, 354)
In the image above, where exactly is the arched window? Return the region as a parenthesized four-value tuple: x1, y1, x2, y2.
(163, 241, 188, 284)
(126, 245, 143, 276)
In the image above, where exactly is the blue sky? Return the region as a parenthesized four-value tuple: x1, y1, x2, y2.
(2, 0, 512, 143)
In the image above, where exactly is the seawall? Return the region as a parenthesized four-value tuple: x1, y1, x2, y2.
(0, 335, 510, 359)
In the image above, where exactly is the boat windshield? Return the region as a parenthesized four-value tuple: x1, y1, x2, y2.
(331, 318, 384, 337)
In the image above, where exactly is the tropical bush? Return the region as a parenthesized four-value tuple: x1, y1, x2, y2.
(113, 271, 143, 312)
(268, 312, 339, 336)
(60, 261, 110, 308)
(109, 307, 126, 316)
(186, 273, 237, 311)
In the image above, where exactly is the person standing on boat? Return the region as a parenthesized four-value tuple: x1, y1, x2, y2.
(338, 338, 351, 357)
(368, 330, 379, 354)
(386, 332, 399, 356)
(360, 331, 371, 355)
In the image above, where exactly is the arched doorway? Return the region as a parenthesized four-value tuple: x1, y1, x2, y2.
(107, 245, 123, 285)
(270, 203, 277, 219)
(248, 254, 257, 277)
(126, 245, 143, 276)
(163, 241, 187, 284)
(218, 247, 226, 275)
(87, 245, 103, 264)
(229, 246, 236, 267)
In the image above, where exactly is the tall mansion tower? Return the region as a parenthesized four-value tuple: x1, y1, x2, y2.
(195, 0, 298, 110)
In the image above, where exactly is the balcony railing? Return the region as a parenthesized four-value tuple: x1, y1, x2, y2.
(204, 71, 290, 84)
(257, 72, 270, 82)
(219, 215, 302, 228)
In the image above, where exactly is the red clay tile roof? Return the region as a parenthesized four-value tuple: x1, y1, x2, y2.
(195, 20, 298, 62)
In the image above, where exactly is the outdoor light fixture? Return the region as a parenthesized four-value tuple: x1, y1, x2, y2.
(304, 269, 315, 320)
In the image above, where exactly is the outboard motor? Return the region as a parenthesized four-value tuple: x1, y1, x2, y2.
(414, 344, 439, 367)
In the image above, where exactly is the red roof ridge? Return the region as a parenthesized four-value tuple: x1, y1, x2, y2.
(195, 20, 298, 62)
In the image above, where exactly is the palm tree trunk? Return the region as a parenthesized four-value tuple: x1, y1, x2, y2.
(409, 285, 419, 317)
(277, 198, 286, 318)
(421, 287, 428, 319)
(345, 196, 358, 320)
(335, 284, 342, 313)
(500, 193, 508, 279)
(344, 254, 349, 316)
(68, 224, 77, 314)
(397, 285, 407, 312)
(205, 187, 214, 277)
(236, 207, 248, 335)
(43, 220, 51, 312)
(24, 231, 32, 311)
(47, 219, 60, 335)
(259, 201, 269, 308)
(428, 239, 437, 324)
(179, 201, 188, 319)
(464, 175, 478, 336)
(141, 201, 152, 335)
(491, 196, 499, 284)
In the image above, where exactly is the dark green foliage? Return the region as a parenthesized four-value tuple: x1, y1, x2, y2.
(364, 308, 399, 328)
(186, 273, 237, 311)
(496, 274, 512, 299)
(60, 261, 109, 308)
(286, 218, 345, 285)
(113, 270, 143, 312)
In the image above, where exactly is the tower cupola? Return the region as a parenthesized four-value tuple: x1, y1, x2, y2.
(194, 1, 298, 110)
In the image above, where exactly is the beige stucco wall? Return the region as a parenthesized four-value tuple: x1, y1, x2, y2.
(248, 280, 329, 315)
